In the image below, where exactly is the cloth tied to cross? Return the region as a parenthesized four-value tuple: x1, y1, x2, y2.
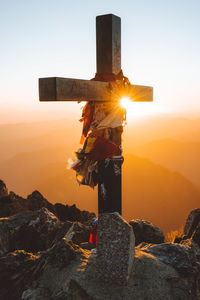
(70, 70, 129, 188)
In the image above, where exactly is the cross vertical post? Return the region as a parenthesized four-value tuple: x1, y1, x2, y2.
(96, 14, 121, 75)
(96, 14, 122, 215)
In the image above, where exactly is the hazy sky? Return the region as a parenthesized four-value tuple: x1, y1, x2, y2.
(0, 0, 200, 123)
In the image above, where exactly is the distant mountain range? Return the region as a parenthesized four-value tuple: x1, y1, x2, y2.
(0, 115, 200, 233)
(132, 139, 200, 188)
(1, 148, 199, 233)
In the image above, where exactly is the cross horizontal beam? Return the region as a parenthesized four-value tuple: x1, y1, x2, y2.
(39, 77, 153, 102)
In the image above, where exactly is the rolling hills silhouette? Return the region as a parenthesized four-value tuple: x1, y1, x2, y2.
(1, 148, 199, 233)
(132, 139, 200, 188)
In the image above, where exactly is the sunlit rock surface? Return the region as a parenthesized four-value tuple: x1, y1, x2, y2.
(137, 242, 194, 274)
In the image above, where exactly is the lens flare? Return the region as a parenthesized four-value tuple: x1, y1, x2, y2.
(120, 97, 132, 109)
(120, 97, 165, 120)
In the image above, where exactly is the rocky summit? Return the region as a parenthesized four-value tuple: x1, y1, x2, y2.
(0, 179, 200, 300)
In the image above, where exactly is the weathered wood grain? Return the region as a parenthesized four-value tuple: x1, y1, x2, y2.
(39, 77, 111, 101)
(39, 77, 153, 102)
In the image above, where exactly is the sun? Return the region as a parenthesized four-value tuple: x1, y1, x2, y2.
(120, 97, 132, 109)
(120, 97, 164, 120)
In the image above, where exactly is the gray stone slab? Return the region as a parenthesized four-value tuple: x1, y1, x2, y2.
(97, 212, 135, 284)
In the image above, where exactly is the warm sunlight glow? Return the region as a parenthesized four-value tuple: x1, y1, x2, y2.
(120, 97, 166, 120)
(120, 97, 131, 109)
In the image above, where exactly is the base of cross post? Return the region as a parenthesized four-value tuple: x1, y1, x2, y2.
(98, 156, 123, 215)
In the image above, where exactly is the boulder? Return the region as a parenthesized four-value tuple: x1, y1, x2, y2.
(26, 190, 55, 214)
(0, 190, 55, 218)
(0, 180, 96, 225)
(0, 180, 8, 198)
(184, 208, 200, 237)
(96, 212, 135, 284)
(78, 239, 200, 299)
(129, 219, 164, 246)
(0, 212, 200, 299)
(0, 238, 82, 300)
(138, 242, 193, 275)
(54, 203, 96, 225)
(0, 181, 200, 299)
(174, 208, 200, 246)
(0, 204, 92, 255)
(38, 238, 80, 269)
(132, 244, 200, 300)
(0, 191, 27, 218)
(0, 207, 61, 254)
(192, 227, 200, 247)
(64, 222, 91, 245)
(0, 250, 41, 300)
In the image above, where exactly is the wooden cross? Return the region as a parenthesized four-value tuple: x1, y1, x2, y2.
(39, 14, 153, 215)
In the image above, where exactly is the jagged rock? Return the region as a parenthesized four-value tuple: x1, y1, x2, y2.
(0, 207, 61, 254)
(0, 190, 55, 218)
(76, 240, 200, 299)
(0, 191, 27, 218)
(96, 212, 135, 284)
(64, 222, 91, 245)
(0, 180, 8, 198)
(27, 190, 56, 214)
(63, 279, 93, 300)
(0, 239, 83, 300)
(0, 223, 200, 299)
(132, 246, 199, 300)
(36, 238, 81, 270)
(192, 227, 200, 247)
(0, 180, 96, 225)
(54, 203, 96, 225)
(129, 219, 164, 246)
(49, 220, 72, 245)
(0, 181, 200, 299)
(174, 208, 200, 246)
(0, 250, 41, 300)
(184, 208, 200, 237)
(138, 242, 194, 275)
(0, 205, 92, 255)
